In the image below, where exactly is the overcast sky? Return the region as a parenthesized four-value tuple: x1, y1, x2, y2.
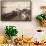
(1, 0, 30, 2)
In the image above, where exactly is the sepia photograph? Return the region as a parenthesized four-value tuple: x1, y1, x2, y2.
(1, 0, 31, 21)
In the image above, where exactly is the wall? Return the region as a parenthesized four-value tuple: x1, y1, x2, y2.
(0, 0, 46, 42)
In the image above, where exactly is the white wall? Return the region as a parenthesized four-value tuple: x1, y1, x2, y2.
(0, 0, 46, 42)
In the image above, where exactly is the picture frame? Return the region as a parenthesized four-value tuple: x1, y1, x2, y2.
(1, 0, 31, 21)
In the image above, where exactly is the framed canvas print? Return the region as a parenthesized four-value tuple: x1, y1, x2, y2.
(1, 0, 31, 21)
